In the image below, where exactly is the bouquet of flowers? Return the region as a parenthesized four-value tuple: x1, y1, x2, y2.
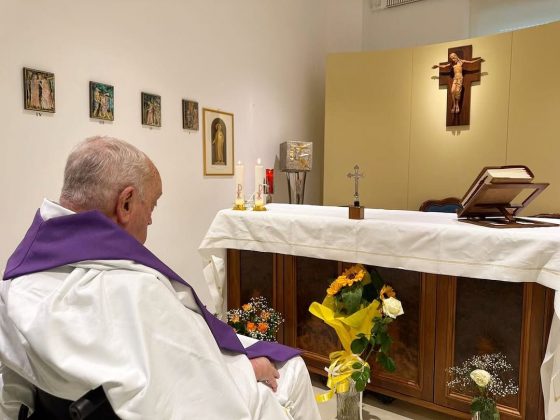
(309, 264, 404, 400)
(447, 353, 519, 420)
(226, 296, 284, 342)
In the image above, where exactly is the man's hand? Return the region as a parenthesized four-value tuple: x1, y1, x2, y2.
(250, 357, 280, 392)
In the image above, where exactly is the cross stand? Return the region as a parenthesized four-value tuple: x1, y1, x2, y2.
(347, 164, 364, 220)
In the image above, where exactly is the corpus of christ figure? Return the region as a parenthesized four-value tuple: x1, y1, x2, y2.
(432, 45, 484, 126)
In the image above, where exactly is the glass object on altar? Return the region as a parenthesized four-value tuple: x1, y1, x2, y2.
(280, 141, 312, 204)
(265, 169, 274, 204)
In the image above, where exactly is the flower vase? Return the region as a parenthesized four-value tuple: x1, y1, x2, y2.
(471, 397, 500, 420)
(336, 380, 363, 420)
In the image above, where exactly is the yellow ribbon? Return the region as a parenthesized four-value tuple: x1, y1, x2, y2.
(315, 350, 370, 403)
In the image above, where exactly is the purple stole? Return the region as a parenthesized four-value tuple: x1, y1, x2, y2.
(3, 209, 299, 362)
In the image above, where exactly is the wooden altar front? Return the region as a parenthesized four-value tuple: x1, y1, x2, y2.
(199, 204, 560, 419)
(226, 250, 553, 419)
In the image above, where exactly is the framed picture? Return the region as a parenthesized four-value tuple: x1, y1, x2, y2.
(141, 92, 161, 127)
(89, 81, 114, 121)
(182, 99, 199, 131)
(202, 108, 234, 176)
(23, 67, 55, 113)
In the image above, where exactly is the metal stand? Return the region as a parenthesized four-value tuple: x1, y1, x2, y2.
(286, 171, 307, 204)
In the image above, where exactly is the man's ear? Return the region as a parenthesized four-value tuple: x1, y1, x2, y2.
(115, 186, 135, 226)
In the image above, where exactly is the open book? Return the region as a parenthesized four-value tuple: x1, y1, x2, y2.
(460, 166, 533, 208)
(458, 165, 555, 228)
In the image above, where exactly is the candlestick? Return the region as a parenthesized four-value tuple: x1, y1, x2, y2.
(253, 158, 266, 211)
(233, 161, 246, 210)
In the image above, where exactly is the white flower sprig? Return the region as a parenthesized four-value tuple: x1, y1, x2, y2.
(447, 353, 519, 399)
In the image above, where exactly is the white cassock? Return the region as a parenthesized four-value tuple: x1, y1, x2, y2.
(0, 200, 320, 420)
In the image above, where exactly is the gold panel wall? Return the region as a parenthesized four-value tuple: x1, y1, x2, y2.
(507, 21, 560, 214)
(324, 49, 412, 209)
(324, 21, 560, 215)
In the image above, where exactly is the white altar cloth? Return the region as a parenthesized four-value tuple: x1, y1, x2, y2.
(199, 204, 560, 290)
(198, 204, 560, 418)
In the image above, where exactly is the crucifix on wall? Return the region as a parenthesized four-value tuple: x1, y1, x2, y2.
(432, 45, 484, 126)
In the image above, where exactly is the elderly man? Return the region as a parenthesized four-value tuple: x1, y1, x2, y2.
(0, 136, 320, 419)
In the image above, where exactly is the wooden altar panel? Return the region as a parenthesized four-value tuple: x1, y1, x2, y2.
(434, 276, 550, 420)
(292, 256, 341, 373)
(228, 250, 551, 419)
(227, 250, 275, 309)
(368, 267, 437, 401)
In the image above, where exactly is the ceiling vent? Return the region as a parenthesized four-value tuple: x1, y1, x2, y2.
(369, 0, 423, 11)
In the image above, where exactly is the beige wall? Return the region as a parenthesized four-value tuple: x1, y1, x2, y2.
(324, 20, 560, 215)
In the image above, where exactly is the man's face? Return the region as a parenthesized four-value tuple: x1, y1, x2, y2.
(127, 168, 162, 244)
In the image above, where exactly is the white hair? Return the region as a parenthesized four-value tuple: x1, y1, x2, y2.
(59, 136, 154, 214)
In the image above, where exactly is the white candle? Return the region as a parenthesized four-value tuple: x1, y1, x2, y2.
(254, 158, 264, 206)
(235, 161, 244, 206)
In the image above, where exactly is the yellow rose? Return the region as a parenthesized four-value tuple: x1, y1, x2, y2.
(382, 297, 404, 319)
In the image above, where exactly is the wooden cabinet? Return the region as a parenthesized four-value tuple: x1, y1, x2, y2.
(227, 250, 553, 419)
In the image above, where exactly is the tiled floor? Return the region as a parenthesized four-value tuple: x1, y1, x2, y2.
(312, 377, 456, 419)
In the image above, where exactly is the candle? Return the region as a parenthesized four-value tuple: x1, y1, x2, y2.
(254, 158, 264, 207)
(266, 169, 274, 194)
(235, 161, 244, 206)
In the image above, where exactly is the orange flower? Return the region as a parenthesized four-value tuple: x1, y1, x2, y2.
(231, 314, 240, 323)
(380, 285, 396, 301)
(242, 303, 252, 312)
(247, 322, 256, 332)
(260, 310, 270, 320)
(257, 322, 269, 333)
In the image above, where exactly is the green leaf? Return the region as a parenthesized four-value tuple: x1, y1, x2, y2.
(351, 336, 368, 354)
(352, 362, 363, 370)
(351, 371, 362, 382)
(385, 356, 396, 372)
(471, 397, 485, 413)
(377, 353, 396, 372)
(369, 268, 384, 294)
(355, 379, 366, 392)
(341, 286, 363, 314)
(379, 334, 392, 353)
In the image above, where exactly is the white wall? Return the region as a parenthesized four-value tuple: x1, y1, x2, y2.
(469, 0, 560, 37)
(362, 0, 470, 51)
(0, 0, 362, 304)
(362, 0, 560, 51)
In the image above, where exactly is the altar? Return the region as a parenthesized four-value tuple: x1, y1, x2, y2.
(199, 204, 560, 419)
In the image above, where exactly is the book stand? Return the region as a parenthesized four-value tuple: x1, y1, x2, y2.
(458, 182, 557, 228)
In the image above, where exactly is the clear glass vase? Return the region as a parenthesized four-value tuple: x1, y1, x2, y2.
(336, 380, 363, 420)
(471, 398, 500, 420)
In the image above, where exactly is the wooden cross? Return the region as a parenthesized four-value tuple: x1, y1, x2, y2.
(347, 164, 364, 207)
(433, 45, 483, 127)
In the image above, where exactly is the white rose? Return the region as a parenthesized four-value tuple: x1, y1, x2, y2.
(470, 369, 492, 388)
(382, 297, 404, 319)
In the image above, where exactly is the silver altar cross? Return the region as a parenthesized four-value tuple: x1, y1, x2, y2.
(347, 164, 364, 207)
